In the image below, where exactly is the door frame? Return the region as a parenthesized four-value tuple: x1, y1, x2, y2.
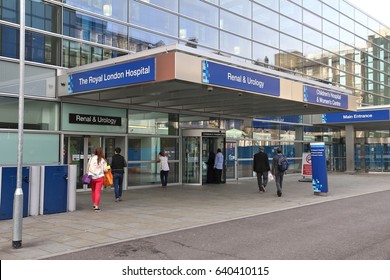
(181, 129, 226, 185)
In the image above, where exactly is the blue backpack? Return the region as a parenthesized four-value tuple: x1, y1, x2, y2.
(278, 155, 289, 172)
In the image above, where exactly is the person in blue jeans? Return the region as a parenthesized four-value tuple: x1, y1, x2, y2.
(110, 147, 127, 202)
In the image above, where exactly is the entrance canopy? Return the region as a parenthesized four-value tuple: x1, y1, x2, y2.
(58, 44, 356, 120)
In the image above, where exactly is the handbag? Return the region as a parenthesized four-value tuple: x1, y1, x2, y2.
(103, 170, 113, 186)
(82, 174, 92, 184)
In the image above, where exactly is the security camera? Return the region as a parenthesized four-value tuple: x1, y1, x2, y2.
(207, 86, 213, 92)
(60, 82, 66, 87)
(303, 104, 308, 108)
(238, 92, 242, 96)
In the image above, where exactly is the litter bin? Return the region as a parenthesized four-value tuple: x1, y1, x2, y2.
(40, 165, 68, 215)
(0, 166, 30, 220)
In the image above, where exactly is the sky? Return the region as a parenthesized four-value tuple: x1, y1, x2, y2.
(346, 0, 390, 26)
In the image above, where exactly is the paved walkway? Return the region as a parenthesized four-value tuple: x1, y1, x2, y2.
(0, 173, 389, 260)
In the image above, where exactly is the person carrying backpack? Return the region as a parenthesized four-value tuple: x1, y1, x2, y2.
(271, 147, 288, 197)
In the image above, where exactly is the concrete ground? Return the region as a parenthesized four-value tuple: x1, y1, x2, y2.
(0, 172, 389, 260)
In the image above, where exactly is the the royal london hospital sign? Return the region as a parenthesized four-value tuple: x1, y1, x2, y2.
(67, 57, 156, 94)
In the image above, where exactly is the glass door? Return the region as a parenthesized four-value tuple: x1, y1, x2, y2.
(226, 141, 237, 180)
(182, 136, 201, 184)
(64, 136, 85, 190)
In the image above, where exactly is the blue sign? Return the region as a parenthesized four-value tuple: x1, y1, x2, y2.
(310, 142, 328, 193)
(304, 85, 348, 109)
(68, 57, 156, 94)
(202, 60, 280, 96)
(322, 109, 390, 123)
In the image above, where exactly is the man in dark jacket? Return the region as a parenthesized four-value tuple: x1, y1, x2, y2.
(110, 147, 127, 202)
(253, 147, 270, 192)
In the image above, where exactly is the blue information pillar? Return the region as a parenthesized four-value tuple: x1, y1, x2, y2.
(310, 142, 328, 193)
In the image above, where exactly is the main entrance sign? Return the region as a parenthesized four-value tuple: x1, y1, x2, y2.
(202, 60, 280, 96)
(67, 57, 156, 94)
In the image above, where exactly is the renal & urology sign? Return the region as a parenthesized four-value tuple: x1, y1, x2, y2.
(202, 60, 280, 96)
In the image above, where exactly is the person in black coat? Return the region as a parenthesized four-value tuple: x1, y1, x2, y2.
(206, 151, 217, 183)
(253, 147, 270, 192)
(110, 147, 127, 201)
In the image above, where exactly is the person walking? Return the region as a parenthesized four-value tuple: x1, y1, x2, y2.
(110, 147, 127, 202)
(157, 151, 170, 188)
(271, 147, 286, 197)
(214, 148, 224, 184)
(253, 147, 270, 192)
(87, 147, 108, 212)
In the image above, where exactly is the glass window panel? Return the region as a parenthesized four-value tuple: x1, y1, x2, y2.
(354, 7, 367, 26)
(340, 28, 354, 47)
(303, 10, 321, 31)
(25, 31, 61, 66)
(64, 0, 128, 21)
(131, 1, 178, 37)
(0, 60, 56, 98)
(0, 97, 58, 130)
(252, 0, 279, 12)
(322, 34, 339, 53)
(128, 111, 179, 136)
(322, 4, 339, 25)
(179, 18, 218, 49)
(252, 3, 279, 30)
(138, 0, 178, 11)
(0, 0, 18, 23)
(303, 26, 321, 46)
(280, 16, 302, 40)
(220, 10, 251, 38)
(0, 133, 60, 165)
(302, 0, 321, 16)
(355, 22, 368, 41)
(340, 0, 354, 19)
(220, 31, 251, 58)
(303, 42, 322, 62)
(0, 25, 18, 58)
(280, 0, 302, 22)
(220, 0, 251, 18)
(253, 42, 279, 66)
(368, 16, 380, 33)
(322, 19, 339, 40)
(129, 28, 177, 52)
(278, 51, 303, 72)
(253, 23, 279, 48)
(280, 34, 302, 60)
(340, 14, 354, 33)
(180, 0, 218, 26)
(127, 136, 179, 187)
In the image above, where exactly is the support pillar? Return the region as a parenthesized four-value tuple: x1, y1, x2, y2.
(345, 125, 355, 173)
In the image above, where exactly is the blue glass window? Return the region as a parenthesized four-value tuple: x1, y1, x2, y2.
(0, 25, 18, 58)
(0, 0, 18, 23)
(220, 10, 251, 38)
(26, 0, 61, 33)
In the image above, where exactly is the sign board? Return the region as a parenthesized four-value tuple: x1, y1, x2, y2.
(322, 109, 390, 123)
(69, 113, 122, 126)
(202, 60, 280, 96)
(301, 152, 312, 177)
(68, 57, 156, 94)
(304, 85, 348, 109)
(310, 142, 328, 193)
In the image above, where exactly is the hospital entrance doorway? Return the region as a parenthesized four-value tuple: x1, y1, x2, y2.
(182, 129, 226, 185)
